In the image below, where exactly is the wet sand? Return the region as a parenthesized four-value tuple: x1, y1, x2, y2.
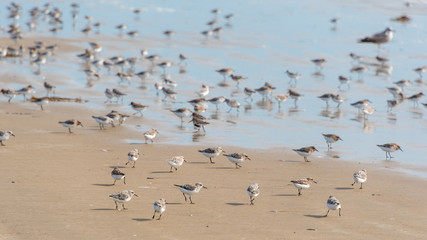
(1, 101, 427, 240)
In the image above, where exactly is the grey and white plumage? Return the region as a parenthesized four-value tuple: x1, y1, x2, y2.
(247, 183, 260, 205)
(0, 130, 15, 146)
(167, 156, 186, 172)
(111, 167, 126, 185)
(58, 119, 83, 133)
(325, 195, 341, 217)
(225, 99, 240, 113)
(109, 190, 138, 210)
(198, 147, 225, 164)
(126, 149, 139, 168)
(322, 134, 342, 150)
(352, 169, 367, 189)
(1, 89, 17, 102)
(174, 183, 207, 204)
(359, 27, 394, 48)
(171, 108, 192, 123)
(223, 153, 251, 168)
(130, 102, 148, 116)
(144, 129, 159, 144)
(293, 146, 318, 162)
(92, 116, 114, 130)
(290, 178, 317, 196)
(152, 198, 167, 220)
(377, 143, 402, 160)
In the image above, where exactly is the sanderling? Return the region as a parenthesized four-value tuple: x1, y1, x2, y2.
(318, 93, 334, 108)
(198, 147, 225, 164)
(174, 182, 207, 204)
(288, 89, 303, 107)
(130, 102, 148, 116)
(225, 99, 240, 113)
(391, 15, 411, 23)
(322, 134, 342, 150)
(414, 66, 426, 79)
(162, 88, 177, 101)
(171, 108, 192, 124)
(387, 87, 403, 99)
(350, 66, 368, 79)
(157, 61, 172, 74)
(0, 130, 15, 146)
(362, 106, 375, 119)
(190, 117, 209, 132)
(112, 88, 126, 102)
(43, 82, 55, 96)
(358, 27, 394, 53)
(244, 88, 256, 101)
(152, 198, 167, 220)
(325, 195, 341, 217)
(31, 97, 49, 111)
(163, 77, 178, 88)
(286, 70, 301, 84)
(167, 156, 186, 172)
(311, 58, 326, 70)
(136, 71, 151, 81)
(109, 190, 138, 210)
(338, 75, 351, 89)
(377, 143, 402, 160)
(154, 82, 163, 96)
(230, 74, 247, 86)
(255, 85, 274, 100)
(1, 89, 17, 102)
(216, 68, 233, 81)
(58, 119, 83, 133)
(207, 96, 225, 110)
(393, 80, 410, 91)
(406, 92, 424, 107)
(163, 30, 175, 39)
(111, 167, 126, 185)
(116, 72, 132, 83)
(16, 85, 34, 101)
(352, 169, 367, 189)
(274, 95, 289, 108)
(126, 149, 140, 168)
(293, 146, 318, 162)
(224, 153, 251, 168)
(144, 129, 159, 144)
(201, 29, 213, 39)
(196, 84, 210, 98)
(332, 94, 346, 108)
(387, 100, 401, 112)
(193, 104, 206, 114)
(290, 178, 317, 196)
(106, 110, 129, 125)
(92, 115, 114, 129)
(351, 99, 371, 113)
(247, 183, 260, 205)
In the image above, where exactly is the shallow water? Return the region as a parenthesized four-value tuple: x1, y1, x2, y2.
(2, 0, 427, 175)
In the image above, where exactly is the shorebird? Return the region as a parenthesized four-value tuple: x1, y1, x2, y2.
(377, 143, 402, 160)
(406, 92, 424, 107)
(225, 99, 240, 113)
(311, 58, 326, 70)
(58, 119, 83, 133)
(126, 149, 139, 168)
(351, 99, 371, 113)
(223, 153, 251, 168)
(322, 134, 342, 150)
(325, 196, 341, 217)
(293, 146, 318, 162)
(286, 70, 301, 84)
(352, 169, 367, 189)
(290, 178, 317, 196)
(112, 88, 126, 102)
(207, 96, 225, 111)
(152, 198, 167, 220)
(198, 147, 225, 164)
(350, 66, 368, 80)
(174, 183, 207, 204)
(216, 68, 233, 81)
(190, 117, 209, 133)
(43, 82, 55, 96)
(274, 95, 289, 108)
(1, 89, 17, 102)
(111, 167, 126, 185)
(31, 97, 49, 111)
(144, 129, 159, 144)
(130, 102, 148, 116)
(247, 183, 260, 205)
(244, 88, 256, 101)
(358, 27, 394, 53)
(166, 156, 186, 172)
(362, 106, 375, 120)
(414, 66, 426, 79)
(288, 89, 303, 107)
(109, 190, 138, 210)
(0, 130, 15, 146)
(171, 108, 192, 124)
(332, 94, 346, 108)
(318, 93, 334, 108)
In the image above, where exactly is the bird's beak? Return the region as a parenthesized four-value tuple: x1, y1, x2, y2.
(11, 133, 15, 137)
(400, 148, 403, 152)
(203, 186, 207, 189)
(247, 157, 252, 161)
(134, 194, 139, 197)
(184, 159, 187, 162)
(313, 181, 318, 184)
(315, 149, 319, 152)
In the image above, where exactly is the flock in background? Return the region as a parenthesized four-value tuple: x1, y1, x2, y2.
(0, 1, 423, 220)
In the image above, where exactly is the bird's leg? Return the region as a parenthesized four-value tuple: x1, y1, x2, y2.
(158, 213, 162, 220)
(113, 179, 116, 185)
(189, 196, 194, 204)
(298, 189, 301, 196)
(324, 209, 329, 217)
(115, 201, 118, 210)
(170, 166, 173, 172)
(132, 162, 135, 168)
(183, 193, 187, 202)
(152, 212, 156, 219)
(351, 181, 355, 186)
(123, 177, 126, 185)
(174, 167, 178, 171)
(339, 208, 341, 216)
(360, 183, 363, 189)
(68, 128, 72, 133)
(209, 157, 215, 164)
(0, 141, 4, 146)
(122, 203, 127, 210)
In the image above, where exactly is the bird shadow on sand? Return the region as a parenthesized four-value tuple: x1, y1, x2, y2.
(151, 171, 171, 174)
(163, 202, 182, 205)
(335, 187, 354, 190)
(226, 202, 246, 206)
(92, 183, 114, 187)
(210, 167, 235, 170)
(109, 166, 126, 169)
(188, 161, 209, 164)
(132, 218, 152, 222)
(284, 159, 303, 163)
(91, 208, 115, 211)
(304, 214, 326, 219)
(272, 194, 297, 197)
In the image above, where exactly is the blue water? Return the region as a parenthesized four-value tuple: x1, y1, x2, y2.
(2, 0, 427, 175)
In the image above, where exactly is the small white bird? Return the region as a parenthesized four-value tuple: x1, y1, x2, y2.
(247, 183, 260, 205)
(0, 130, 15, 146)
(174, 183, 207, 204)
(196, 84, 210, 97)
(223, 153, 251, 168)
(290, 178, 317, 196)
(198, 147, 225, 164)
(109, 190, 138, 210)
(111, 167, 126, 185)
(152, 198, 167, 220)
(167, 156, 186, 172)
(126, 149, 140, 168)
(144, 128, 159, 144)
(325, 195, 342, 217)
(92, 116, 114, 129)
(352, 169, 367, 189)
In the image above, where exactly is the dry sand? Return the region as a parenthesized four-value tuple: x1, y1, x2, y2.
(1, 101, 427, 240)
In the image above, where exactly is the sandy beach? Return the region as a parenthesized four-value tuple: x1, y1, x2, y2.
(1, 101, 427, 240)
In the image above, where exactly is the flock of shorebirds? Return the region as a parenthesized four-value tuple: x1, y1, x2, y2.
(0, 1, 422, 220)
